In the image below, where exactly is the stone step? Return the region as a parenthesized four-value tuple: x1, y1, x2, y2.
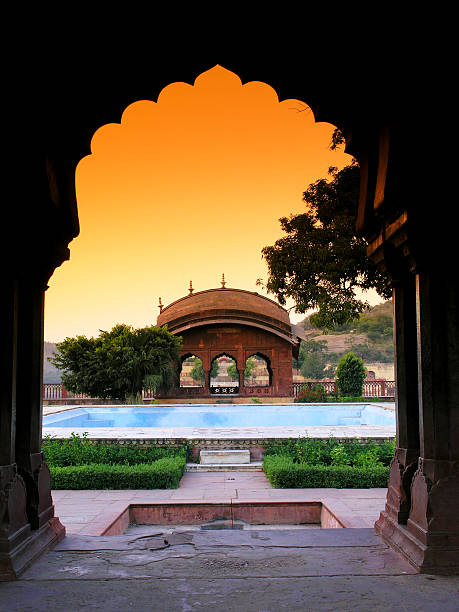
(186, 462, 263, 472)
(200, 449, 250, 465)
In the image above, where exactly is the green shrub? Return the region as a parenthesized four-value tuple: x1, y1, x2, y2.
(263, 455, 389, 488)
(335, 352, 367, 397)
(353, 447, 382, 467)
(330, 444, 351, 466)
(50, 457, 186, 489)
(42, 433, 190, 467)
(294, 384, 326, 403)
(324, 395, 389, 403)
(262, 437, 395, 468)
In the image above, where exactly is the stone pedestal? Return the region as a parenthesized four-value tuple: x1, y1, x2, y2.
(376, 458, 459, 574)
(200, 450, 251, 465)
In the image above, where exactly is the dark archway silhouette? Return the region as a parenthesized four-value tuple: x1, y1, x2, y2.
(3, 52, 457, 577)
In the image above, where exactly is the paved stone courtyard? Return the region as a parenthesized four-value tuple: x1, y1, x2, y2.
(1, 472, 459, 610)
(52, 472, 388, 535)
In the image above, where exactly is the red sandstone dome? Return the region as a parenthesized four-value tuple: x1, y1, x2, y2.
(157, 287, 298, 345)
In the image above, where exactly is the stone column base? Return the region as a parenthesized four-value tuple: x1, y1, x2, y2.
(375, 510, 459, 574)
(0, 516, 65, 581)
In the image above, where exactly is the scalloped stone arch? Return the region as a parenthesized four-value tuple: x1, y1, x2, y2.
(210, 352, 239, 385)
(244, 352, 273, 387)
(179, 353, 205, 388)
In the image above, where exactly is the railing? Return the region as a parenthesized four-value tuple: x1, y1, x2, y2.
(45, 380, 396, 401)
(292, 379, 396, 399)
(43, 383, 91, 400)
(43, 383, 159, 401)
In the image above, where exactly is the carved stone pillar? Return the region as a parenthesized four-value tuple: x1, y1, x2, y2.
(0, 280, 31, 581)
(201, 353, 211, 396)
(15, 280, 61, 532)
(404, 271, 459, 573)
(375, 275, 419, 530)
(0, 278, 65, 581)
(375, 266, 459, 573)
(235, 354, 244, 393)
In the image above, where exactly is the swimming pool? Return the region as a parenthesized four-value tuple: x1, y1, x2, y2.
(43, 403, 395, 428)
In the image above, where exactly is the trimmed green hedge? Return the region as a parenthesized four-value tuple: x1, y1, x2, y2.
(42, 434, 189, 467)
(50, 457, 186, 489)
(263, 437, 395, 468)
(263, 455, 389, 488)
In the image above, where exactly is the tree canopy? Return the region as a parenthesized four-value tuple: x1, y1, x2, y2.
(51, 324, 182, 401)
(294, 338, 337, 380)
(260, 163, 391, 330)
(226, 359, 240, 381)
(189, 357, 205, 383)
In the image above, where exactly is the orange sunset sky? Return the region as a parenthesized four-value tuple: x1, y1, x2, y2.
(45, 65, 379, 342)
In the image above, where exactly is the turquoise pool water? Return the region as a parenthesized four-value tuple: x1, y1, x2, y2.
(43, 403, 395, 428)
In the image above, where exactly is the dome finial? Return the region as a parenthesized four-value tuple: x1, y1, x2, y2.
(189, 280, 194, 295)
(158, 297, 163, 313)
(221, 273, 226, 288)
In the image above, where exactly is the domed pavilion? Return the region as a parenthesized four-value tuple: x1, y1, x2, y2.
(156, 279, 301, 398)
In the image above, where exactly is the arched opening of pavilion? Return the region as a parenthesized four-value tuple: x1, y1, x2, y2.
(243, 353, 272, 388)
(209, 353, 240, 395)
(179, 354, 205, 388)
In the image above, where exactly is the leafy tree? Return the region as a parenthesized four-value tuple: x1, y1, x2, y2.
(347, 343, 393, 363)
(190, 356, 219, 382)
(335, 352, 367, 397)
(226, 359, 240, 380)
(260, 164, 391, 330)
(208, 358, 221, 379)
(189, 357, 205, 383)
(294, 339, 337, 380)
(51, 324, 182, 401)
(226, 358, 256, 380)
(243, 357, 256, 379)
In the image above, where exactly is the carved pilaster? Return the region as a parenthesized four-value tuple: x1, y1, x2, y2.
(377, 448, 419, 527)
(376, 461, 459, 573)
(0, 465, 31, 581)
(17, 453, 54, 530)
(203, 369, 211, 395)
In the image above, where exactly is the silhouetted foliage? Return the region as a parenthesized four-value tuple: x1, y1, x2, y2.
(260, 164, 391, 330)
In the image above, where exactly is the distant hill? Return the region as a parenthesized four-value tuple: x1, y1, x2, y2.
(295, 301, 394, 371)
(43, 342, 63, 383)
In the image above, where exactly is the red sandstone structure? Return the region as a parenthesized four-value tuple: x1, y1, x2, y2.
(2, 51, 458, 579)
(156, 285, 301, 398)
